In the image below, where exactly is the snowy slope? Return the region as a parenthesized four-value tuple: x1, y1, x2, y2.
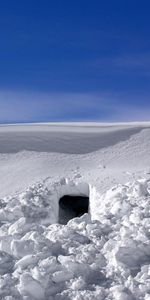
(0, 123, 150, 197)
(0, 122, 150, 300)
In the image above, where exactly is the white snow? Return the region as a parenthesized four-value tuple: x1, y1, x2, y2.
(0, 122, 150, 299)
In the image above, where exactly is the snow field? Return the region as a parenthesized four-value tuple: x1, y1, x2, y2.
(0, 177, 150, 299)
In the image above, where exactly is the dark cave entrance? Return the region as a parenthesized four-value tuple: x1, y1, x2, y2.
(59, 195, 89, 225)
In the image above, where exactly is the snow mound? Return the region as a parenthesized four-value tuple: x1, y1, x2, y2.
(0, 178, 150, 299)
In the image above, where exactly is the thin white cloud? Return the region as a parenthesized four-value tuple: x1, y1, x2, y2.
(0, 91, 107, 122)
(0, 90, 149, 123)
(90, 53, 150, 76)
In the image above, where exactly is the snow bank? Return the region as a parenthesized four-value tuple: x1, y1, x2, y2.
(0, 177, 150, 299)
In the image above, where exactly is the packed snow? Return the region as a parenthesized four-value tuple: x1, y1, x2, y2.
(0, 122, 150, 300)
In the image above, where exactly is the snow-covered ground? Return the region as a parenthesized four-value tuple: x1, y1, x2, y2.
(0, 122, 150, 300)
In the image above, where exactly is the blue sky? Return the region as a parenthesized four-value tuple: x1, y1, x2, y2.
(0, 0, 150, 122)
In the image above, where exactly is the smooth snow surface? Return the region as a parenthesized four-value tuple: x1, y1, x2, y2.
(0, 124, 145, 154)
(0, 122, 150, 300)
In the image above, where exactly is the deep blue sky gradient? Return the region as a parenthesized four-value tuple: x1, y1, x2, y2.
(0, 1, 150, 122)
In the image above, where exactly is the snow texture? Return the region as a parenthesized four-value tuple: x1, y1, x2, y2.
(0, 122, 150, 300)
(0, 177, 150, 300)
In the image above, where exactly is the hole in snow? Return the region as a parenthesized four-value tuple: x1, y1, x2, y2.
(59, 195, 89, 225)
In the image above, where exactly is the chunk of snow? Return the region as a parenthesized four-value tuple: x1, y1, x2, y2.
(18, 273, 45, 299)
